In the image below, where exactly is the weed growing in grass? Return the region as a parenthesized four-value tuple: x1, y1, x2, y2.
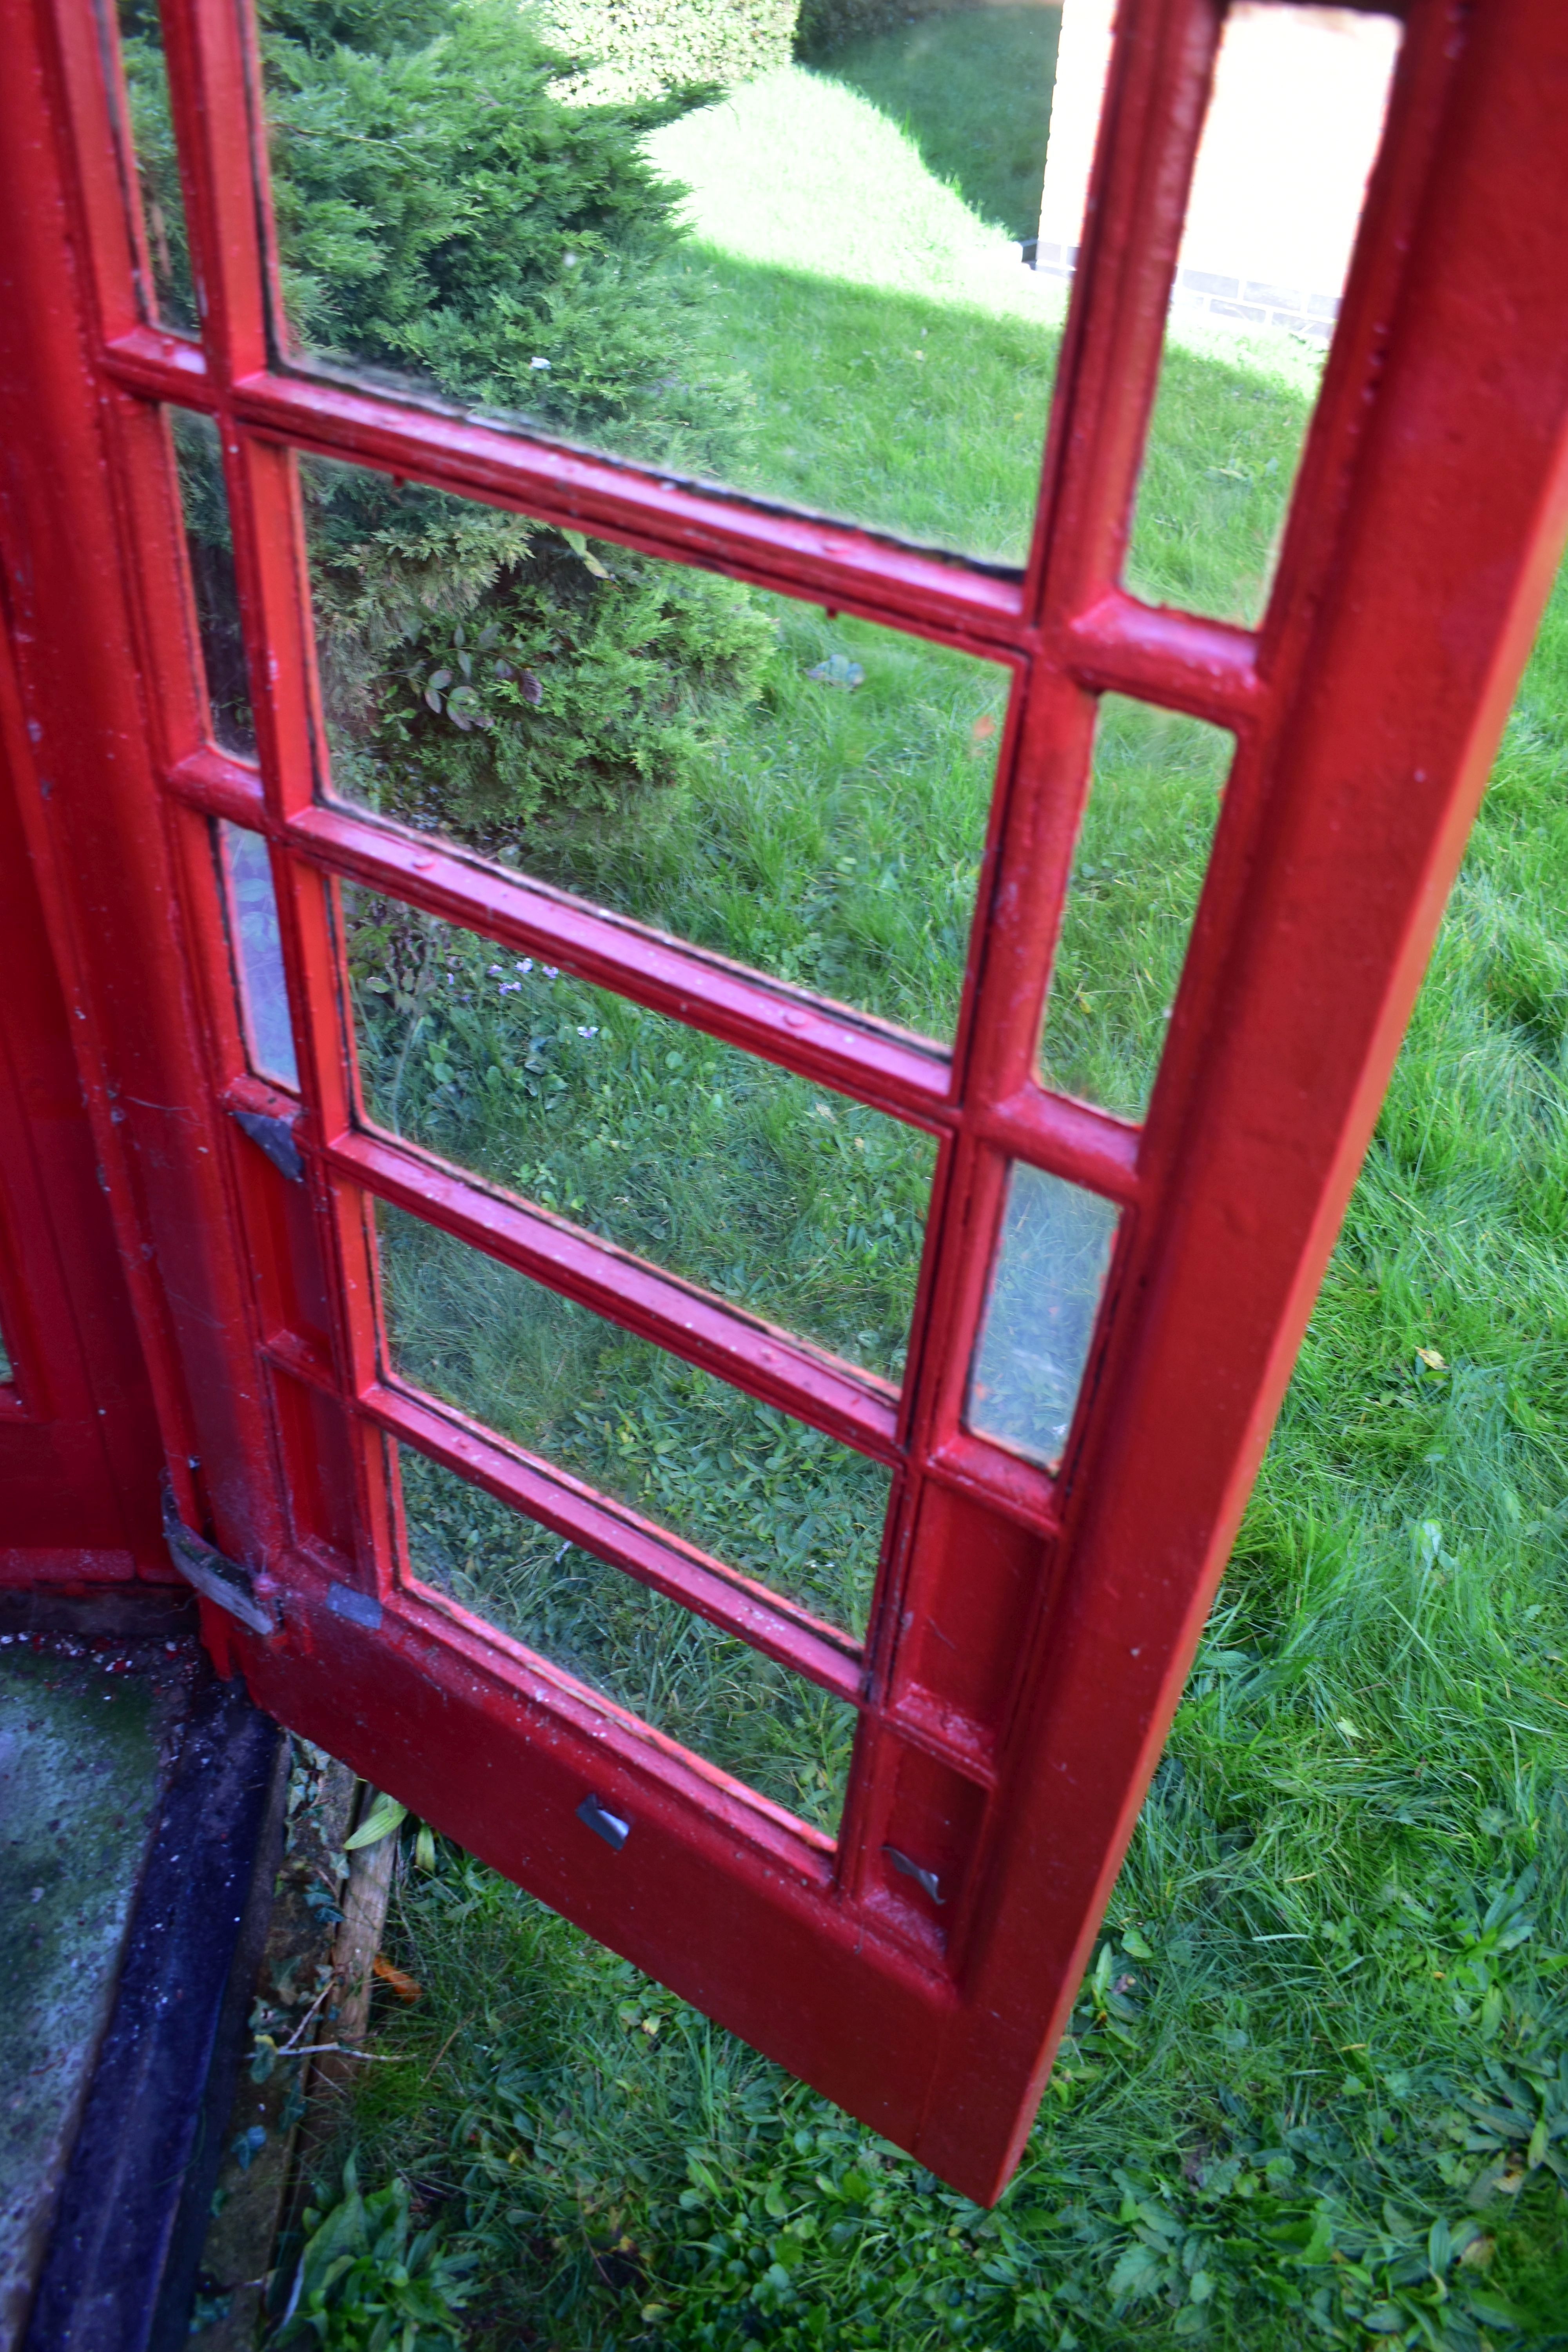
(272, 2152, 474, 2348)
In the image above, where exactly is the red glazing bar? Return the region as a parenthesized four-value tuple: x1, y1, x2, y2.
(1060, 590, 1261, 729)
(328, 1127, 902, 1464)
(1027, 0, 1223, 622)
(977, 1086, 1142, 1201)
(230, 370, 1027, 654)
(290, 801, 953, 1125)
(365, 1381, 865, 1701)
(102, 323, 211, 395)
(40, 0, 147, 345)
(154, 0, 270, 380)
(922, 1432, 1057, 1538)
(169, 747, 266, 822)
(109, 333, 1287, 732)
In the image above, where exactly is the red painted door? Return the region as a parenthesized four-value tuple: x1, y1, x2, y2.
(2, 0, 1566, 2201)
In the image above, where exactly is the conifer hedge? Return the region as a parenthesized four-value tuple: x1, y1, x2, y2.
(125, 0, 766, 838)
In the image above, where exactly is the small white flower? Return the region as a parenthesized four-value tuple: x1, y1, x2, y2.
(530, 356, 552, 370)
(577, 1025, 599, 1039)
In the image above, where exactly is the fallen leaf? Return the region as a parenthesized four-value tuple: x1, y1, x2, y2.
(372, 1953, 422, 2002)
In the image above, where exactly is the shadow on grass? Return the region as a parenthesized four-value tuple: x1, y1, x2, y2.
(813, 2, 1062, 243)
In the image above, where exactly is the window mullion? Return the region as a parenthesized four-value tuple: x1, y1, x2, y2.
(155, 0, 272, 381)
(1024, 0, 1224, 629)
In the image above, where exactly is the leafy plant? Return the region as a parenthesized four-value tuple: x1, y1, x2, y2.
(272, 2156, 473, 2350)
(317, 510, 775, 836)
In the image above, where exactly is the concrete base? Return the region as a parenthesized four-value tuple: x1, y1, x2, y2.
(0, 1589, 284, 2352)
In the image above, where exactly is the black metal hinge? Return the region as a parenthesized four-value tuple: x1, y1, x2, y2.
(230, 1106, 304, 1183)
(161, 1476, 278, 1637)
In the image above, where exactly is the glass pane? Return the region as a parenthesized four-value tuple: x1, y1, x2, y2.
(168, 410, 255, 759)
(378, 1201, 891, 1635)
(1126, 5, 1400, 624)
(399, 1443, 856, 1834)
(116, 2, 199, 334)
(219, 824, 299, 1088)
(345, 886, 934, 1383)
(1040, 697, 1232, 1116)
(966, 1162, 1118, 1469)
(304, 454, 1006, 1045)
(261, 2, 1089, 561)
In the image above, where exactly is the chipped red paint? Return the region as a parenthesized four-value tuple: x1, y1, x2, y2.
(1, 0, 1566, 2203)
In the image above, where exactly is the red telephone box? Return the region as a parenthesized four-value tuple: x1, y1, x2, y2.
(2, 0, 1566, 2207)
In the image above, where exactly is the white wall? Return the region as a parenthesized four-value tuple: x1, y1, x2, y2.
(1036, 2, 1401, 341)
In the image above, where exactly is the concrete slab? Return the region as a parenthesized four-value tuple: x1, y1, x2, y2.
(0, 1613, 194, 2352)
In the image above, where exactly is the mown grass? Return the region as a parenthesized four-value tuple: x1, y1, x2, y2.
(316, 24, 1568, 2348)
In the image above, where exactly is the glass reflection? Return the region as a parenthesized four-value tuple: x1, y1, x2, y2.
(219, 824, 299, 1087)
(168, 410, 255, 759)
(305, 453, 1006, 1045)
(116, 2, 199, 334)
(343, 885, 935, 1384)
(398, 1443, 857, 1833)
(1040, 696, 1232, 1117)
(263, 0, 1086, 561)
(966, 1162, 1117, 1468)
(1125, 5, 1400, 624)
(377, 1200, 891, 1635)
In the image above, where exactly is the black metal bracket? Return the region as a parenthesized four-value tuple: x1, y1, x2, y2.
(230, 1106, 303, 1184)
(160, 1477, 278, 1638)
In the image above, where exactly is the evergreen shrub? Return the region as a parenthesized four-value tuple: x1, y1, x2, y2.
(123, 0, 771, 840)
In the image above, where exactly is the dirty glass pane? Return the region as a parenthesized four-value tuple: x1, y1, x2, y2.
(378, 1201, 891, 1635)
(345, 887, 934, 1383)
(304, 454, 1006, 1045)
(397, 1443, 857, 1834)
(219, 824, 299, 1088)
(116, 2, 199, 334)
(1125, 5, 1400, 624)
(1040, 697, 1232, 1116)
(168, 410, 255, 759)
(261, 2, 1090, 563)
(966, 1162, 1118, 1469)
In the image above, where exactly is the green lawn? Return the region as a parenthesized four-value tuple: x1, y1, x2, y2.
(296, 19, 1568, 2349)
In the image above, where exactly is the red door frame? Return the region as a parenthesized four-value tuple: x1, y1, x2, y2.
(2, 0, 1566, 2201)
